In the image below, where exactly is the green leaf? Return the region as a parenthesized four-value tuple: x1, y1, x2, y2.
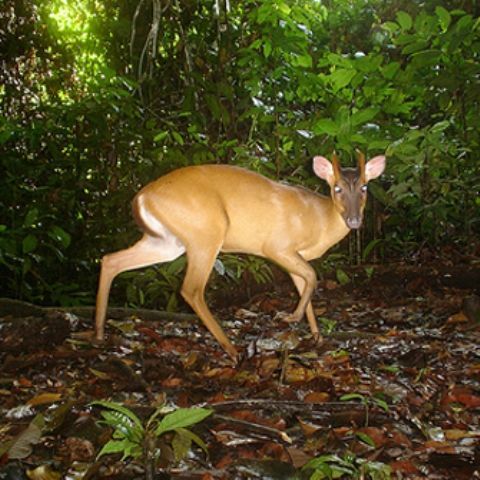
(351, 107, 379, 126)
(97, 438, 142, 460)
(396, 11, 412, 30)
(154, 131, 169, 142)
(368, 183, 390, 206)
(90, 401, 144, 432)
(155, 408, 213, 436)
(22, 257, 32, 275)
(172, 131, 185, 146)
(383, 21, 399, 34)
(382, 364, 400, 373)
(355, 54, 383, 73)
(292, 53, 313, 68)
(435, 6, 451, 30)
(22, 234, 38, 254)
(329, 68, 356, 91)
(402, 40, 429, 55)
(410, 49, 441, 66)
(362, 238, 383, 261)
(206, 94, 223, 121)
(429, 120, 450, 133)
(172, 430, 192, 461)
(365, 266, 375, 279)
(263, 40, 272, 58)
(356, 432, 376, 447)
(0, 125, 14, 145)
(176, 427, 209, 454)
(361, 460, 392, 478)
(48, 226, 71, 248)
(336, 268, 350, 286)
(313, 119, 339, 136)
(24, 208, 39, 228)
(382, 61, 400, 80)
(99, 411, 143, 443)
(455, 14, 473, 33)
(303, 454, 357, 476)
(303, 454, 341, 470)
(278, 2, 291, 15)
(373, 397, 390, 412)
(340, 393, 365, 402)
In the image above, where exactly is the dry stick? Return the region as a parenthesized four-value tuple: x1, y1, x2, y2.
(210, 400, 393, 429)
(0, 298, 197, 323)
(130, 0, 145, 59)
(0, 299, 384, 339)
(210, 399, 388, 416)
(174, 0, 198, 110)
(213, 414, 292, 444)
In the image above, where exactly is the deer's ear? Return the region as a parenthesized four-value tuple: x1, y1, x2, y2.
(365, 155, 386, 181)
(313, 156, 334, 182)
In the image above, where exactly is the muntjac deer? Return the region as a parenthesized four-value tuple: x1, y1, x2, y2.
(95, 152, 386, 360)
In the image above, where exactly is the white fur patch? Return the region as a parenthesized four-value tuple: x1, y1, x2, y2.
(137, 194, 186, 260)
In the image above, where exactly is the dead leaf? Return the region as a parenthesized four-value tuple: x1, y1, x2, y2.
(214, 451, 236, 469)
(258, 357, 280, 377)
(107, 319, 136, 334)
(259, 442, 289, 461)
(444, 429, 480, 441)
(203, 367, 237, 379)
(297, 418, 321, 437)
(390, 459, 419, 473)
(446, 312, 468, 324)
(304, 392, 330, 403)
(234, 308, 258, 320)
(27, 393, 62, 407)
(442, 386, 480, 408)
(313, 306, 327, 316)
(389, 430, 412, 448)
(324, 280, 339, 290)
(88, 368, 111, 380)
(18, 377, 33, 388)
(455, 391, 480, 408)
(61, 437, 95, 461)
(286, 446, 312, 468)
(357, 427, 387, 447)
(162, 377, 183, 387)
(7, 414, 44, 459)
(200, 474, 215, 480)
(27, 465, 61, 480)
(182, 350, 200, 368)
(424, 440, 456, 453)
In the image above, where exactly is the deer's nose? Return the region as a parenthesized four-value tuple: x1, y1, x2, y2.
(346, 216, 362, 229)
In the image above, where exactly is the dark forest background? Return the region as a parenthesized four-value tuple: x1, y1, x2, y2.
(1, 0, 479, 310)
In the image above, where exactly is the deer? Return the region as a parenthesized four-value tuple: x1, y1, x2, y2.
(94, 152, 386, 361)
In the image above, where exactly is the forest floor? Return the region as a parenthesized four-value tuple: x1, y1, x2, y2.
(0, 257, 479, 480)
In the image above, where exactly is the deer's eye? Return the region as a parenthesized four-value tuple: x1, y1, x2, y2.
(361, 185, 368, 193)
(334, 185, 342, 194)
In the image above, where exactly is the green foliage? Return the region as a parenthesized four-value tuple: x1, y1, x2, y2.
(302, 453, 391, 480)
(90, 401, 212, 465)
(0, 0, 478, 308)
(120, 257, 187, 312)
(335, 268, 350, 286)
(217, 255, 274, 285)
(340, 392, 390, 427)
(318, 317, 337, 335)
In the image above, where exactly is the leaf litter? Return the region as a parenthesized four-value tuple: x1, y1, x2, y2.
(0, 259, 479, 479)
